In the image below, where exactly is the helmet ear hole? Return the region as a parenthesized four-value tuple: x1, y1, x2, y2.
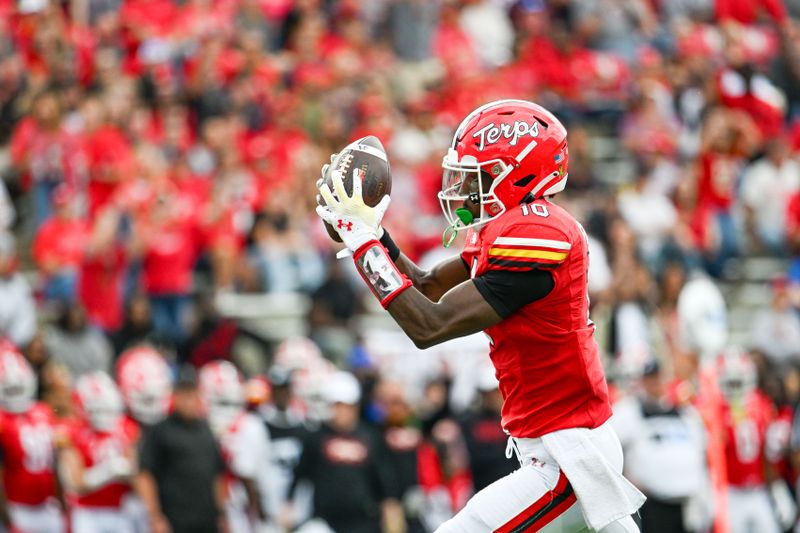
(514, 174, 536, 188)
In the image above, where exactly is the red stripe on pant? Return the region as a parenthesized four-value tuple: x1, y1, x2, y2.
(494, 471, 577, 533)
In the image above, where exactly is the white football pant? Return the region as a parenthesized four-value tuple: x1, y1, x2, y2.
(72, 507, 135, 533)
(727, 486, 779, 533)
(121, 494, 149, 533)
(436, 422, 639, 532)
(7, 502, 65, 533)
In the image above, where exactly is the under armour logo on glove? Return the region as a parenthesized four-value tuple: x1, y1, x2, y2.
(337, 220, 353, 231)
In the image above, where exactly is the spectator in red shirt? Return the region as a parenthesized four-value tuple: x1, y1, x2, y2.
(78, 208, 131, 333)
(135, 184, 201, 345)
(695, 108, 760, 276)
(10, 90, 86, 226)
(32, 185, 90, 302)
(80, 96, 135, 217)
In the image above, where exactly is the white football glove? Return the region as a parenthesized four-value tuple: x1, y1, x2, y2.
(316, 168, 390, 254)
(770, 480, 797, 530)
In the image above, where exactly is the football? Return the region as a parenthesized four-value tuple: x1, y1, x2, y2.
(321, 136, 392, 242)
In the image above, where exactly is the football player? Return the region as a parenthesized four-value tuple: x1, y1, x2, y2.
(115, 345, 173, 533)
(59, 371, 138, 533)
(317, 99, 643, 531)
(715, 349, 794, 533)
(259, 365, 313, 528)
(199, 360, 270, 533)
(0, 344, 65, 533)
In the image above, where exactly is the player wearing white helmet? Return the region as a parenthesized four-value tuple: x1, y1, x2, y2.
(59, 371, 138, 533)
(199, 361, 271, 533)
(115, 346, 173, 532)
(0, 342, 65, 533)
(273, 337, 335, 424)
(116, 346, 173, 427)
(715, 348, 796, 533)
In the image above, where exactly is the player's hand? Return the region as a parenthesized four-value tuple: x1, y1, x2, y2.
(150, 513, 171, 533)
(316, 168, 390, 253)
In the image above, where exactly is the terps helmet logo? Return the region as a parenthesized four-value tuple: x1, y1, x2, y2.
(472, 120, 540, 151)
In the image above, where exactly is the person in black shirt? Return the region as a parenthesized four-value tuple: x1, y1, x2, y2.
(260, 366, 312, 525)
(374, 380, 426, 533)
(136, 366, 227, 533)
(287, 371, 395, 533)
(458, 367, 517, 493)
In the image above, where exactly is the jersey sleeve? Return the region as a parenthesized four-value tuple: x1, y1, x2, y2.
(486, 223, 571, 271)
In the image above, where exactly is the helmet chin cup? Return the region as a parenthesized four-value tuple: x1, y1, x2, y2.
(455, 208, 474, 225)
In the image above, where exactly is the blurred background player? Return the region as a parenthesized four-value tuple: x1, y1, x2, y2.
(716, 348, 796, 533)
(58, 371, 137, 533)
(199, 360, 270, 533)
(612, 360, 711, 533)
(137, 365, 227, 533)
(0, 343, 64, 533)
(285, 370, 396, 533)
(259, 365, 312, 529)
(115, 345, 173, 531)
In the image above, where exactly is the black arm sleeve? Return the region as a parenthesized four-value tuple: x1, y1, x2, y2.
(472, 268, 554, 319)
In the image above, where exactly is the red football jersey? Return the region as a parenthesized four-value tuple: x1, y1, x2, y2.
(0, 403, 58, 505)
(461, 198, 611, 438)
(720, 392, 774, 488)
(70, 416, 139, 508)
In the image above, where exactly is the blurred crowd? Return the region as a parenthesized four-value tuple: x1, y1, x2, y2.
(4, 0, 800, 532)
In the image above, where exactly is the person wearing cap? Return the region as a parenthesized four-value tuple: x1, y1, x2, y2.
(136, 366, 228, 533)
(611, 360, 711, 533)
(284, 371, 394, 533)
(259, 366, 313, 527)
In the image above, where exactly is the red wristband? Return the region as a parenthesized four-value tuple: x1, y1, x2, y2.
(353, 240, 412, 309)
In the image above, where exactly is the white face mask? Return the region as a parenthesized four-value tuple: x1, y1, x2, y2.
(1, 379, 35, 414)
(89, 408, 122, 432)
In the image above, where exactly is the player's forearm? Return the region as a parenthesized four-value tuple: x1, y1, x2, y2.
(384, 230, 468, 302)
(242, 477, 267, 520)
(135, 471, 163, 519)
(386, 282, 500, 350)
(351, 239, 497, 348)
(393, 253, 441, 300)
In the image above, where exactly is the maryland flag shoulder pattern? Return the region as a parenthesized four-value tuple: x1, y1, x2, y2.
(487, 236, 571, 271)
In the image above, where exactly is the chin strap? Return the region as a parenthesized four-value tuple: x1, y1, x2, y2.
(442, 208, 475, 248)
(353, 240, 412, 308)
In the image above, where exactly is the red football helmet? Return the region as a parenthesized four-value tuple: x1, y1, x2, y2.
(439, 99, 569, 231)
